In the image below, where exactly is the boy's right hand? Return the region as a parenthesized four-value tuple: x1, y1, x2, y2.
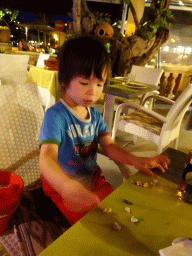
(62, 180, 100, 213)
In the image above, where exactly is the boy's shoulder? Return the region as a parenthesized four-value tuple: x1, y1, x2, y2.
(46, 100, 66, 114)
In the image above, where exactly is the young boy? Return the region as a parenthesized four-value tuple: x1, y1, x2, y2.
(39, 35, 169, 226)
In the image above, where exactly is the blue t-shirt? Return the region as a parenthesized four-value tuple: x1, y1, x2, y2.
(39, 99, 109, 179)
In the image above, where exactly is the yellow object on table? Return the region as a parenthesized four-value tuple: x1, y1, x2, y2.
(38, 171, 192, 256)
(27, 67, 61, 102)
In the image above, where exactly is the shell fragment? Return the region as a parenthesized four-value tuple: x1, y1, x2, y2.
(143, 182, 149, 188)
(131, 216, 139, 223)
(113, 222, 121, 230)
(151, 179, 158, 186)
(125, 207, 131, 213)
(137, 181, 143, 186)
(103, 207, 112, 213)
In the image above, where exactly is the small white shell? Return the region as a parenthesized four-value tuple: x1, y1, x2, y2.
(143, 182, 149, 188)
(131, 216, 139, 223)
(103, 207, 112, 213)
(113, 222, 121, 230)
(125, 207, 131, 213)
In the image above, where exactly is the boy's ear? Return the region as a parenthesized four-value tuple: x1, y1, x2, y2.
(59, 83, 66, 95)
(60, 83, 66, 88)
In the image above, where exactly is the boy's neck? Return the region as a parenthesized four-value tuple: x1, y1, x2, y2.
(62, 96, 89, 120)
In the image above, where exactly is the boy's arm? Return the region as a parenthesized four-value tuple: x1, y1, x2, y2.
(39, 143, 100, 212)
(99, 134, 169, 177)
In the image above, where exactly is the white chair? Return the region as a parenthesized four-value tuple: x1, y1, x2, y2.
(36, 53, 50, 67)
(112, 83, 192, 154)
(0, 82, 44, 189)
(0, 54, 29, 85)
(129, 65, 164, 86)
(115, 65, 164, 111)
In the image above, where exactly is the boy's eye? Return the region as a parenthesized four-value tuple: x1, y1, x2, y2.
(97, 84, 103, 87)
(80, 82, 88, 85)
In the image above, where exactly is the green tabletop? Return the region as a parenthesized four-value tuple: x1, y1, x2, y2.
(27, 67, 61, 102)
(39, 171, 192, 256)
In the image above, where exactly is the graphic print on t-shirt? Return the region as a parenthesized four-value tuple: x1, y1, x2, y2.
(67, 139, 97, 167)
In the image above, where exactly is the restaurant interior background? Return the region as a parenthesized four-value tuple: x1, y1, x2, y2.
(1, 0, 192, 92)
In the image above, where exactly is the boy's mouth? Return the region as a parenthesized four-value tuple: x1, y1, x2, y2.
(83, 100, 94, 105)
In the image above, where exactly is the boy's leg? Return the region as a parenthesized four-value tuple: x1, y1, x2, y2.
(40, 175, 89, 226)
(90, 166, 114, 201)
(40, 168, 114, 226)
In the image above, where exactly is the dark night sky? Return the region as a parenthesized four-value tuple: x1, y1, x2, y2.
(1, 1, 123, 21)
(1, 0, 192, 25)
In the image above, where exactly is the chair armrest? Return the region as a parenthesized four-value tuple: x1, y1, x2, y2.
(142, 95, 175, 106)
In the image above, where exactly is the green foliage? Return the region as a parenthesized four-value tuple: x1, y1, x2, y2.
(123, 0, 130, 5)
(134, 0, 173, 40)
(11, 10, 19, 21)
(0, 9, 19, 26)
(94, 12, 111, 25)
(0, 11, 5, 19)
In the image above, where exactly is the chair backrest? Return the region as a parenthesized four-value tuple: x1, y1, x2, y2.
(161, 83, 192, 139)
(0, 82, 44, 188)
(130, 65, 164, 86)
(36, 53, 50, 67)
(0, 54, 29, 85)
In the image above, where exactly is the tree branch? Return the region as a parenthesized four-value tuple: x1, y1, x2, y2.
(81, 0, 95, 33)
(73, 0, 82, 34)
(128, 0, 139, 28)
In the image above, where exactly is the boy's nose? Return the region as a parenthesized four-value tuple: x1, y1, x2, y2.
(87, 85, 96, 95)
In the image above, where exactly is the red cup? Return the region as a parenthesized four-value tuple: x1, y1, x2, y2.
(0, 172, 24, 234)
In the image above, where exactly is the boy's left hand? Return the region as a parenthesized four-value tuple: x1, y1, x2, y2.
(134, 154, 170, 177)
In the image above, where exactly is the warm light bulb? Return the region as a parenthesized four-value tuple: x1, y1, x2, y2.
(171, 38, 175, 43)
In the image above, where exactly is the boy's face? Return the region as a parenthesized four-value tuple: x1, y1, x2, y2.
(64, 72, 107, 108)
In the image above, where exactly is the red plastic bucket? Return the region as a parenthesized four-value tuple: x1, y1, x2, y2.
(0, 172, 24, 235)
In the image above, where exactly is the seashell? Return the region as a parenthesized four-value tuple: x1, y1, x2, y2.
(143, 182, 149, 188)
(131, 216, 139, 223)
(151, 179, 158, 185)
(113, 222, 121, 230)
(125, 207, 131, 213)
(137, 181, 143, 186)
(103, 207, 112, 213)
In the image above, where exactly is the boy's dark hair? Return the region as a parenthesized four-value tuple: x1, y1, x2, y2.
(58, 35, 111, 93)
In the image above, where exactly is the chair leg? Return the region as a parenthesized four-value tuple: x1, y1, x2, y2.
(133, 135, 137, 144)
(173, 137, 179, 149)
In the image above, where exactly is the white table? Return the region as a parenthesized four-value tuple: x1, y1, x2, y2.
(103, 83, 159, 133)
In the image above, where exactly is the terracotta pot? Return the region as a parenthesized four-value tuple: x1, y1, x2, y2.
(94, 22, 114, 38)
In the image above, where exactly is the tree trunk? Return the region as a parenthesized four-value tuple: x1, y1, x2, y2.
(110, 27, 169, 76)
(72, 0, 172, 76)
(73, 0, 81, 34)
(81, 0, 96, 33)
